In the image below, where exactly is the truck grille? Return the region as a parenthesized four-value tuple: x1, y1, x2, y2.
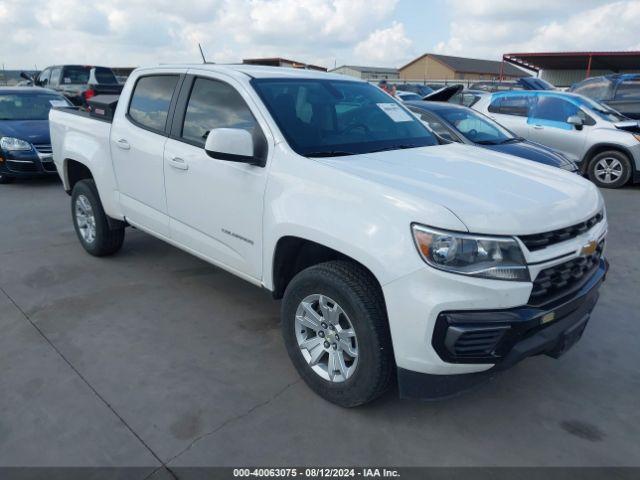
(519, 212, 603, 251)
(529, 241, 604, 306)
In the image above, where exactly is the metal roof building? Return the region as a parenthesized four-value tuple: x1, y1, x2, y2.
(242, 57, 327, 72)
(399, 53, 529, 82)
(330, 65, 399, 81)
(502, 51, 640, 87)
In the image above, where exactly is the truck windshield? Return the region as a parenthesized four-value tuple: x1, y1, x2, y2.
(252, 78, 437, 157)
(437, 107, 515, 145)
(62, 66, 118, 85)
(0, 93, 71, 120)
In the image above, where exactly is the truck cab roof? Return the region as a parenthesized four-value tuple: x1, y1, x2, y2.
(133, 64, 358, 81)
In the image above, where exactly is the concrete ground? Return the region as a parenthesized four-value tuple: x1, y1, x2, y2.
(0, 177, 638, 477)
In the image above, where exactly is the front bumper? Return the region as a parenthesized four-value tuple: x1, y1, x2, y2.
(397, 258, 608, 400)
(0, 150, 58, 178)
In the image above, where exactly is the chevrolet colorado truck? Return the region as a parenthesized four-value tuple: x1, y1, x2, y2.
(49, 65, 609, 407)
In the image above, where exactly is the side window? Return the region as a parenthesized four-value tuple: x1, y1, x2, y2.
(574, 79, 611, 101)
(49, 67, 62, 87)
(128, 75, 179, 133)
(531, 96, 578, 123)
(181, 78, 260, 146)
(614, 79, 640, 100)
(38, 69, 51, 87)
(488, 95, 532, 117)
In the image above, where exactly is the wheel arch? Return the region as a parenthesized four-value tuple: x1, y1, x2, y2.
(270, 236, 387, 309)
(581, 143, 636, 175)
(64, 158, 94, 194)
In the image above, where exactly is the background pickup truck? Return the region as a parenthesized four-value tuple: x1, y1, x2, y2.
(22, 65, 123, 108)
(50, 65, 608, 407)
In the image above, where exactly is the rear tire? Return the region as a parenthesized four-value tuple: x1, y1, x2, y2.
(71, 179, 125, 256)
(282, 261, 394, 407)
(0, 173, 15, 184)
(587, 150, 632, 189)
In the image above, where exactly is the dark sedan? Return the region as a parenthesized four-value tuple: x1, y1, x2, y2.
(406, 101, 579, 173)
(0, 87, 72, 184)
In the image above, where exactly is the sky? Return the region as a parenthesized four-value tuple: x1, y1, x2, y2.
(1, 0, 639, 70)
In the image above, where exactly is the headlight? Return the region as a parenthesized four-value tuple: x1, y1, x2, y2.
(0, 137, 32, 151)
(411, 224, 530, 281)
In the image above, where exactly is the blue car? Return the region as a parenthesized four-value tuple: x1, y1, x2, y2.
(0, 87, 72, 184)
(406, 100, 579, 173)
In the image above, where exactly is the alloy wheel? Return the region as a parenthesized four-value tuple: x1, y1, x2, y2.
(75, 194, 97, 244)
(594, 157, 623, 184)
(294, 294, 359, 382)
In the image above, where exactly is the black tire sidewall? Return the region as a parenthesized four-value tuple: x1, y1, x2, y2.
(282, 265, 389, 407)
(588, 151, 632, 189)
(71, 180, 115, 255)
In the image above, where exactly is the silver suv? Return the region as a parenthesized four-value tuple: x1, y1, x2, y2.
(473, 90, 640, 188)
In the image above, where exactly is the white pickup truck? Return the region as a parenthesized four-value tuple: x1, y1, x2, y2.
(50, 65, 609, 406)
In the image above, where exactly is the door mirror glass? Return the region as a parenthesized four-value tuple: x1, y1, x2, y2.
(567, 115, 584, 129)
(205, 128, 256, 163)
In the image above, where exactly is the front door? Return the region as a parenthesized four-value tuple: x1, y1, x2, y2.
(163, 73, 270, 281)
(527, 94, 589, 162)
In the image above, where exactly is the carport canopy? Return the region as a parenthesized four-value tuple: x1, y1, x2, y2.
(502, 51, 640, 77)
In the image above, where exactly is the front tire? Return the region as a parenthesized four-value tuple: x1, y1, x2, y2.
(282, 261, 394, 407)
(71, 179, 125, 256)
(588, 150, 632, 189)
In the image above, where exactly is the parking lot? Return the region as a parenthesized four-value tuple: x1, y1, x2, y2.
(0, 178, 639, 475)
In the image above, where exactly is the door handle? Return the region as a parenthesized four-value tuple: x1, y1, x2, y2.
(115, 138, 130, 150)
(168, 157, 189, 171)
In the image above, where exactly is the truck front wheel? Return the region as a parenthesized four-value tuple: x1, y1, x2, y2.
(71, 179, 125, 256)
(282, 261, 394, 407)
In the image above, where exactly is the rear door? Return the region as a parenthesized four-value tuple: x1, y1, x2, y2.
(110, 72, 183, 237)
(527, 94, 589, 162)
(163, 72, 271, 281)
(486, 94, 533, 138)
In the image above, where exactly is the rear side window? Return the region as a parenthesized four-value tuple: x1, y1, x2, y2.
(181, 78, 259, 146)
(128, 75, 179, 132)
(614, 79, 640, 100)
(488, 95, 532, 117)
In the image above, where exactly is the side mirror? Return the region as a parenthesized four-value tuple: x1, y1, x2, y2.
(567, 115, 584, 130)
(205, 128, 258, 165)
(20, 72, 34, 84)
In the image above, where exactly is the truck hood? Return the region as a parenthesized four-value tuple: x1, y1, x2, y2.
(317, 143, 602, 236)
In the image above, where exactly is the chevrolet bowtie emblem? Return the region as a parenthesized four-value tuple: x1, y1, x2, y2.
(580, 240, 598, 256)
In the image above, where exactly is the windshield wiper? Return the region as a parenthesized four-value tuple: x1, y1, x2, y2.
(475, 140, 499, 145)
(368, 144, 419, 153)
(497, 137, 523, 144)
(305, 150, 356, 158)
